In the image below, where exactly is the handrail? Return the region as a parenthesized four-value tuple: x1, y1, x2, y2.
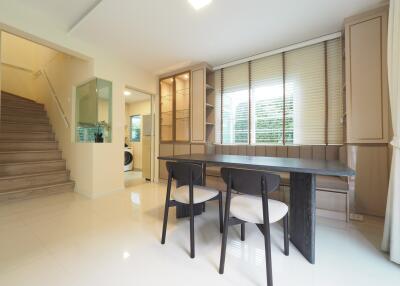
(1, 62, 34, 73)
(40, 69, 70, 128)
(1, 62, 70, 128)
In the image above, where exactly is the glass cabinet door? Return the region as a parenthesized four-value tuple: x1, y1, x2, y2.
(160, 77, 174, 142)
(174, 72, 190, 142)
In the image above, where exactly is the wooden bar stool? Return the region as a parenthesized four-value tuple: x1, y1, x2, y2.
(219, 167, 289, 286)
(161, 161, 223, 258)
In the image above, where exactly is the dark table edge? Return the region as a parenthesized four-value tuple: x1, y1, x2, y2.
(157, 156, 355, 177)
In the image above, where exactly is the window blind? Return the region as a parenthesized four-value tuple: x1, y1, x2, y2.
(214, 37, 343, 146)
(326, 38, 343, 144)
(222, 63, 249, 144)
(285, 43, 326, 145)
(250, 54, 284, 144)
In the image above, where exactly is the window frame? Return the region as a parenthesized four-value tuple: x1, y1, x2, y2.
(130, 115, 142, 142)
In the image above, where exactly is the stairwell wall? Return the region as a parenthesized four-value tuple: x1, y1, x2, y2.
(33, 53, 95, 197)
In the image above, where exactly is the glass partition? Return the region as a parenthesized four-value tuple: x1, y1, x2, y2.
(175, 72, 190, 142)
(160, 77, 174, 142)
(75, 78, 112, 143)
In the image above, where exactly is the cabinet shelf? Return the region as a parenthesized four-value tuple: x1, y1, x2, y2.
(206, 122, 215, 126)
(160, 71, 190, 143)
(206, 103, 214, 109)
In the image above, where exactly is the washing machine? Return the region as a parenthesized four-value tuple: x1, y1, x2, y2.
(124, 147, 134, 172)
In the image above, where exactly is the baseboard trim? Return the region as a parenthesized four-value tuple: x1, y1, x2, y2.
(316, 208, 346, 221)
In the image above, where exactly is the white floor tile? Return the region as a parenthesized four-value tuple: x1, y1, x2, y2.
(0, 182, 399, 286)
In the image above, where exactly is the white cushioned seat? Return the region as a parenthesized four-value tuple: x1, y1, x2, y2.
(230, 194, 288, 224)
(173, 185, 219, 204)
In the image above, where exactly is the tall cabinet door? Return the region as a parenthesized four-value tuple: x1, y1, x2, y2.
(345, 7, 389, 143)
(160, 77, 174, 142)
(175, 72, 190, 142)
(191, 68, 206, 143)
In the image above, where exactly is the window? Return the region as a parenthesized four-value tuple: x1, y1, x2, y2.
(222, 63, 249, 144)
(215, 37, 343, 145)
(130, 115, 141, 142)
(251, 54, 286, 144)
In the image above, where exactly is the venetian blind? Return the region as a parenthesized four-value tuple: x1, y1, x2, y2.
(250, 54, 284, 144)
(326, 38, 344, 144)
(222, 63, 249, 144)
(285, 43, 326, 144)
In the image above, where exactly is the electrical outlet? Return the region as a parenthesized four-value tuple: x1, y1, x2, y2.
(350, 213, 364, 221)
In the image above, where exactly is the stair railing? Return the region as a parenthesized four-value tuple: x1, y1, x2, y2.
(1, 62, 70, 128)
(40, 69, 70, 128)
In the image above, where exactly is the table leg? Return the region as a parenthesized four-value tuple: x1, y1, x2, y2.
(289, 172, 316, 264)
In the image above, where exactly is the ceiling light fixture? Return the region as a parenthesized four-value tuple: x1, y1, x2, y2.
(124, 90, 131, 96)
(188, 0, 212, 10)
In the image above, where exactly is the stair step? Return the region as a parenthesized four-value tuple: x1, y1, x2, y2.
(1, 101, 45, 111)
(1, 105, 47, 117)
(0, 160, 66, 176)
(1, 92, 38, 103)
(0, 181, 74, 202)
(0, 170, 70, 192)
(0, 131, 54, 141)
(1, 98, 44, 109)
(0, 150, 62, 163)
(0, 141, 58, 151)
(0, 121, 52, 132)
(1, 114, 49, 124)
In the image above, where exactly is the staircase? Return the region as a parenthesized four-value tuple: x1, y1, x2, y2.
(0, 92, 75, 201)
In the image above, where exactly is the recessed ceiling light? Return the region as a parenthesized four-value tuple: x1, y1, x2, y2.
(124, 90, 131, 96)
(188, 0, 212, 10)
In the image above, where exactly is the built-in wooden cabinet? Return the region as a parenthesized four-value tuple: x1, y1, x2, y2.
(158, 63, 215, 180)
(159, 72, 190, 143)
(191, 65, 215, 143)
(344, 7, 389, 143)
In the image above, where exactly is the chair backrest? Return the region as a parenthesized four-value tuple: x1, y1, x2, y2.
(166, 161, 203, 188)
(220, 167, 280, 196)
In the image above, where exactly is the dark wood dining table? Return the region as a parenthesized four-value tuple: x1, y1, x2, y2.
(157, 153, 355, 264)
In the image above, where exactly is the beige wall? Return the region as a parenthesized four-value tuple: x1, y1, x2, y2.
(1, 32, 58, 100)
(33, 53, 95, 197)
(125, 100, 151, 170)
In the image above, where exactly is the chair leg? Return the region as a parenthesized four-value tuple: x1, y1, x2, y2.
(263, 223, 273, 286)
(219, 219, 229, 274)
(283, 214, 289, 256)
(241, 223, 245, 241)
(219, 190, 232, 275)
(218, 192, 223, 234)
(189, 202, 195, 258)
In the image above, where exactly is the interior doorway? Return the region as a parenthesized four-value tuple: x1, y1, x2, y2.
(123, 86, 154, 187)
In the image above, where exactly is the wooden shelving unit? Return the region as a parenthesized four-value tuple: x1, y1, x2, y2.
(205, 67, 215, 143)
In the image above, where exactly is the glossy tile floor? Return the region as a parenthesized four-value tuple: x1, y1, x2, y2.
(124, 170, 145, 187)
(0, 182, 399, 286)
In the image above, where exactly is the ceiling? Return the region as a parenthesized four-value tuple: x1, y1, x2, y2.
(10, 0, 386, 74)
(124, 88, 151, 104)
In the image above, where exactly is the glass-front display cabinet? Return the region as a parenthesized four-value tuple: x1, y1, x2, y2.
(75, 78, 112, 143)
(159, 72, 190, 142)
